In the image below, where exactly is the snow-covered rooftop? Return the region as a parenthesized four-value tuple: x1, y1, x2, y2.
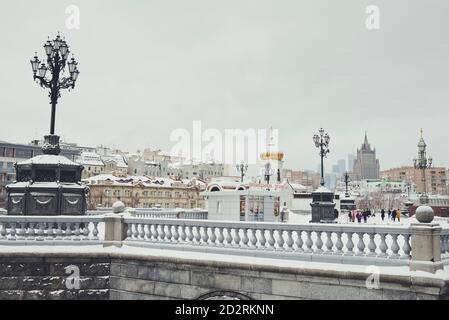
(18, 155, 80, 167)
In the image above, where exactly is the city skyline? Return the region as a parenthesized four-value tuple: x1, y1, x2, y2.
(1, 1, 449, 172)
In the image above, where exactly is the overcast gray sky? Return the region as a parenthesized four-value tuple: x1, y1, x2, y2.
(1, 0, 448, 172)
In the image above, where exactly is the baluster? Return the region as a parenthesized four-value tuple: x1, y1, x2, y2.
(402, 234, 411, 259)
(8, 223, 17, 241)
(201, 227, 209, 245)
(82, 222, 90, 240)
(0, 223, 6, 240)
(159, 225, 166, 241)
(138, 224, 145, 240)
(315, 231, 323, 254)
(194, 226, 201, 245)
(267, 229, 276, 250)
(356, 232, 365, 256)
(305, 230, 313, 253)
(209, 227, 216, 246)
(73, 223, 81, 241)
(335, 232, 343, 255)
(125, 223, 132, 240)
(295, 230, 304, 252)
(225, 228, 233, 247)
(324, 231, 333, 254)
(64, 223, 72, 240)
(187, 225, 194, 244)
(131, 223, 138, 239)
(28, 223, 36, 241)
(36, 223, 44, 241)
(46, 222, 55, 240)
(92, 222, 99, 240)
(233, 228, 241, 248)
(152, 224, 159, 241)
(17, 223, 26, 240)
(172, 225, 180, 243)
(249, 229, 257, 249)
(276, 230, 285, 251)
(241, 228, 249, 248)
(55, 222, 63, 240)
(345, 232, 354, 255)
(166, 225, 173, 242)
(259, 229, 267, 249)
(285, 230, 294, 251)
(367, 233, 376, 256)
(379, 233, 388, 257)
(216, 227, 225, 246)
(180, 225, 187, 243)
(391, 234, 400, 258)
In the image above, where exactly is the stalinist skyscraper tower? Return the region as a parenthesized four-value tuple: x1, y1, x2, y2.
(352, 132, 380, 180)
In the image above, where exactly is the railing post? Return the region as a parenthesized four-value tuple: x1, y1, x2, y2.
(104, 213, 127, 247)
(409, 222, 443, 274)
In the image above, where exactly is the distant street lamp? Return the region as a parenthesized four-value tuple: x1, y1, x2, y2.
(264, 162, 275, 185)
(313, 128, 330, 187)
(413, 129, 432, 204)
(236, 162, 248, 183)
(343, 172, 350, 197)
(30, 33, 79, 137)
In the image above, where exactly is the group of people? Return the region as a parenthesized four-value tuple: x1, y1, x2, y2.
(349, 208, 372, 223)
(380, 208, 402, 222)
(348, 207, 402, 223)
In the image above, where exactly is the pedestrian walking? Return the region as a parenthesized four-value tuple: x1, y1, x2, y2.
(381, 209, 385, 221)
(392, 208, 396, 222)
(396, 208, 401, 222)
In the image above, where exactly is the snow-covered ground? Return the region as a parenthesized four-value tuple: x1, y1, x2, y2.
(289, 211, 422, 227)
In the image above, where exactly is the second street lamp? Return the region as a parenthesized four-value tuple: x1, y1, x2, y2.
(236, 162, 248, 183)
(313, 128, 330, 187)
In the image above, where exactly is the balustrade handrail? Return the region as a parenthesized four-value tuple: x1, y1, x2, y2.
(0, 215, 104, 223)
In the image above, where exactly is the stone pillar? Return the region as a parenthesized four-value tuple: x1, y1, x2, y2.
(103, 201, 128, 247)
(409, 223, 443, 274)
(310, 186, 336, 223)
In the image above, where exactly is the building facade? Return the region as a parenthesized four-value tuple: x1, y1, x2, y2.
(282, 169, 320, 190)
(84, 174, 205, 209)
(352, 132, 380, 180)
(381, 166, 448, 195)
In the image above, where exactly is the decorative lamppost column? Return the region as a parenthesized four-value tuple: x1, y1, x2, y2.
(343, 172, 350, 197)
(30, 32, 80, 154)
(413, 129, 434, 223)
(313, 128, 330, 186)
(5, 33, 87, 216)
(310, 128, 335, 223)
(236, 162, 248, 183)
(409, 129, 442, 274)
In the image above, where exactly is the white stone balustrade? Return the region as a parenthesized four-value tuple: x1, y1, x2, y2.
(0, 216, 103, 243)
(122, 218, 419, 266)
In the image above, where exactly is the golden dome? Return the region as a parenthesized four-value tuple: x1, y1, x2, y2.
(260, 151, 284, 161)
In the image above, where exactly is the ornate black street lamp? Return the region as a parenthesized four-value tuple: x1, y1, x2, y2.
(412, 129, 435, 223)
(4, 34, 87, 216)
(30, 33, 79, 150)
(236, 161, 248, 183)
(313, 128, 330, 187)
(413, 129, 432, 204)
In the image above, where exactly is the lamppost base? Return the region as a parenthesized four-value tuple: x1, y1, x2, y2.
(41, 135, 61, 155)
